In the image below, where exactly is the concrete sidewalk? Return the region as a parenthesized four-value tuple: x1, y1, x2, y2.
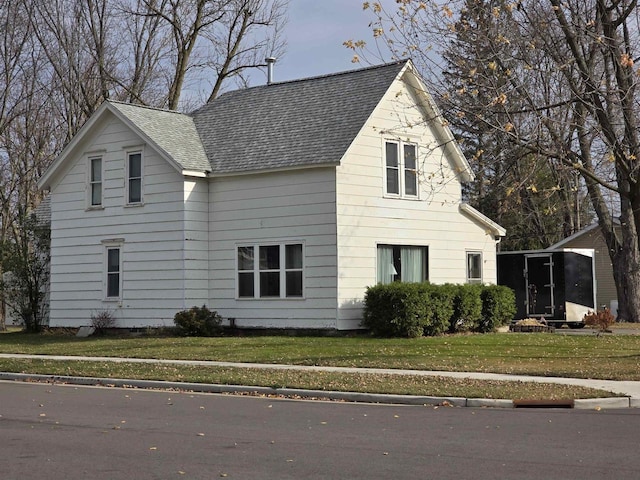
(1, 353, 639, 409)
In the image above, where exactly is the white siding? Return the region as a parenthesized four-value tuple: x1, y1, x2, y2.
(335, 76, 500, 329)
(48, 111, 187, 328)
(209, 168, 338, 328)
(184, 179, 209, 307)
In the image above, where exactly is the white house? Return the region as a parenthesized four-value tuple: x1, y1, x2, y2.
(38, 60, 505, 330)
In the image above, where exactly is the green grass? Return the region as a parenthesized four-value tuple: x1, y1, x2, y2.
(0, 358, 613, 400)
(0, 330, 638, 401)
(1, 331, 639, 379)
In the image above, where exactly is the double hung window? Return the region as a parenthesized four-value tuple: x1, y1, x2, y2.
(104, 243, 123, 300)
(126, 151, 143, 205)
(89, 157, 103, 207)
(466, 252, 483, 284)
(237, 243, 304, 298)
(385, 141, 418, 198)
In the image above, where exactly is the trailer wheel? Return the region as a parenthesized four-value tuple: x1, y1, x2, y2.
(568, 322, 585, 329)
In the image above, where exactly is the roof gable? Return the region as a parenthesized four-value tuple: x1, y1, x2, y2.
(38, 101, 210, 190)
(399, 66, 474, 183)
(192, 61, 408, 175)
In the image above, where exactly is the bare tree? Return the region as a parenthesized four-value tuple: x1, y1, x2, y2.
(0, 1, 58, 330)
(116, 0, 169, 104)
(205, 0, 288, 102)
(29, 0, 111, 138)
(132, 0, 287, 109)
(443, 0, 590, 249)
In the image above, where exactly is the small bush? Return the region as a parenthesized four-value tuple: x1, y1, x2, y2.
(479, 285, 516, 333)
(583, 308, 615, 334)
(173, 305, 223, 337)
(450, 284, 483, 333)
(91, 309, 116, 335)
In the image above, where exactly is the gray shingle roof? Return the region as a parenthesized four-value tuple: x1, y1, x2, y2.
(34, 195, 51, 226)
(193, 60, 408, 174)
(109, 101, 211, 172)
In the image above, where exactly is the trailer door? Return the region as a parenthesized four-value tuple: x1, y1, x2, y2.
(525, 254, 555, 317)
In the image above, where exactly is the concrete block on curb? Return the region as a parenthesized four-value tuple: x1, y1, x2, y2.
(76, 327, 95, 338)
(466, 398, 514, 408)
(574, 397, 630, 409)
(630, 398, 640, 408)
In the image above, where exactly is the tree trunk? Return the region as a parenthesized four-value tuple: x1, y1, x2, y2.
(610, 246, 640, 322)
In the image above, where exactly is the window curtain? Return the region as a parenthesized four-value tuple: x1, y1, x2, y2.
(401, 247, 424, 282)
(377, 246, 394, 284)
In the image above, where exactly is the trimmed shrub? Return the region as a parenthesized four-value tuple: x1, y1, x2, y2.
(423, 283, 455, 336)
(450, 284, 483, 333)
(173, 305, 223, 337)
(362, 282, 427, 338)
(363, 282, 516, 337)
(479, 285, 516, 333)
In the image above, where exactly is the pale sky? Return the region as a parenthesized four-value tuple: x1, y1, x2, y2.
(265, 0, 395, 83)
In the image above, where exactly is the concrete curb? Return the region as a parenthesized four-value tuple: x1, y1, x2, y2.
(573, 397, 633, 410)
(0, 372, 634, 409)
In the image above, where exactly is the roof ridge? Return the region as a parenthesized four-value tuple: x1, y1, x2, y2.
(268, 58, 408, 86)
(208, 59, 409, 100)
(108, 99, 184, 115)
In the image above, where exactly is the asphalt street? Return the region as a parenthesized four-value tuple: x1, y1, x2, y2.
(2, 381, 639, 480)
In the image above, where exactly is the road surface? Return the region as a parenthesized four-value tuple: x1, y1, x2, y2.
(1, 381, 638, 479)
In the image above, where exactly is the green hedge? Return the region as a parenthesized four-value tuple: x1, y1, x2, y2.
(423, 283, 455, 337)
(479, 285, 516, 333)
(450, 284, 483, 333)
(362, 282, 515, 337)
(362, 282, 427, 338)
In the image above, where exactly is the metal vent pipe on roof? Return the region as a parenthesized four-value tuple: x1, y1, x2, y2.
(266, 57, 276, 85)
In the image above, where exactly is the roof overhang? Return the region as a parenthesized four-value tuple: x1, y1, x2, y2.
(545, 223, 601, 250)
(460, 203, 506, 237)
(209, 161, 341, 178)
(401, 62, 475, 183)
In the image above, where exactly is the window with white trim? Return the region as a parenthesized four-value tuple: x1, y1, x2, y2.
(126, 151, 143, 205)
(466, 251, 483, 284)
(377, 244, 428, 284)
(384, 141, 418, 198)
(104, 244, 122, 300)
(237, 243, 304, 298)
(88, 156, 103, 207)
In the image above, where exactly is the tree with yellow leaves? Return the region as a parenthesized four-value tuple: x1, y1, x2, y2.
(361, 0, 640, 322)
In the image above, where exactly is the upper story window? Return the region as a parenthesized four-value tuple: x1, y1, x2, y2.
(385, 141, 418, 198)
(88, 156, 103, 207)
(126, 151, 143, 205)
(237, 243, 304, 299)
(466, 251, 483, 284)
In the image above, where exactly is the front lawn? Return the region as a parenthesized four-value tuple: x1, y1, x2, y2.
(1, 330, 638, 380)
